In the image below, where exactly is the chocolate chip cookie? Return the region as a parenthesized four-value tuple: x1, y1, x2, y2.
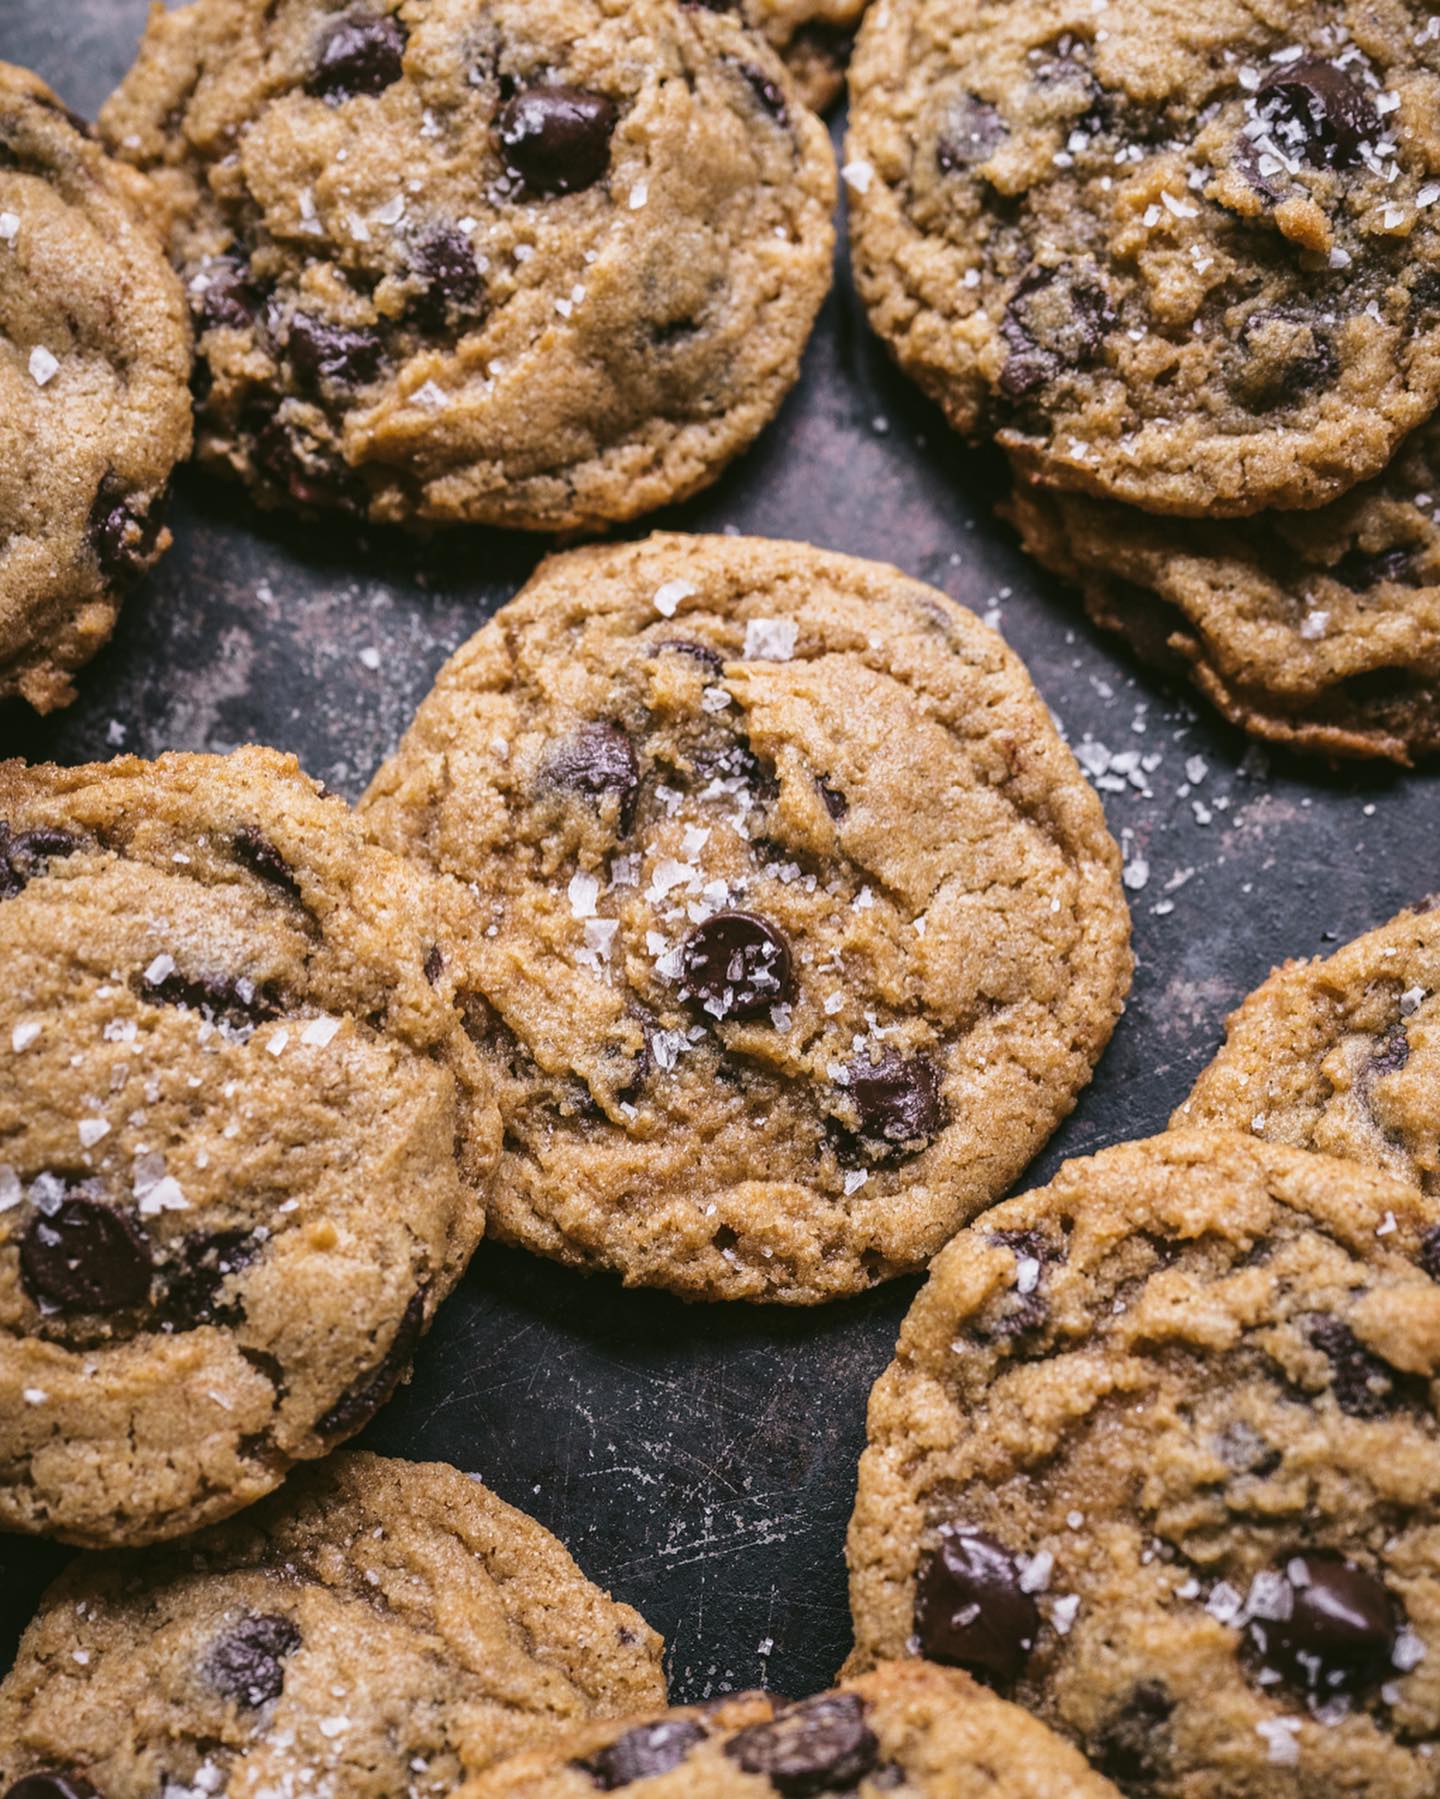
(1177, 903, 1440, 1191)
(846, 0, 1440, 518)
(846, 1129, 1440, 1796)
(0, 1451, 666, 1797)
(0, 748, 498, 1547)
(99, 0, 835, 531)
(1004, 413, 1440, 763)
(0, 62, 191, 714)
(461, 1660, 1123, 1796)
(361, 533, 1132, 1303)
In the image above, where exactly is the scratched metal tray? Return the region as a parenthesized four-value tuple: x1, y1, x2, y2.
(4, 0, 1436, 1706)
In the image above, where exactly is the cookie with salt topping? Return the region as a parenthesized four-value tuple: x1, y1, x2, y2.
(361, 533, 1132, 1303)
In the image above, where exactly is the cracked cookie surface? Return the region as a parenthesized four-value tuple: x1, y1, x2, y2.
(361, 533, 1132, 1303)
(99, 0, 835, 532)
(0, 749, 497, 1547)
(461, 1660, 1123, 1796)
(845, 1130, 1440, 1797)
(0, 1451, 666, 1797)
(846, 0, 1440, 517)
(0, 61, 191, 714)
(1177, 904, 1440, 1187)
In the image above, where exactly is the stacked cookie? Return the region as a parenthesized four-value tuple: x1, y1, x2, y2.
(845, 0, 1440, 762)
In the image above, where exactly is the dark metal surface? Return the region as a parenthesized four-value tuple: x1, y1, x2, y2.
(3, 0, 1436, 1710)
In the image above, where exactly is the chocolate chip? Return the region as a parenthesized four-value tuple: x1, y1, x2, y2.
(738, 63, 788, 124)
(936, 92, 1006, 171)
(655, 638, 725, 673)
(308, 9, 407, 99)
(579, 1719, 707, 1788)
(194, 255, 261, 332)
(846, 1051, 944, 1157)
(424, 945, 445, 985)
(817, 780, 848, 820)
(1246, 1554, 1399, 1695)
(547, 723, 641, 827)
(1330, 546, 1417, 591)
(286, 313, 385, 391)
(1257, 59, 1378, 170)
(234, 825, 302, 903)
(1000, 265, 1115, 400)
(159, 1230, 260, 1330)
(408, 227, 485, 332)
(1233, 308, 1337, 411)
(0, 822, 80, 899)
(679, 911, 795, 1020)
(205, 1611, 302, 1708)
(1309, 1316, 1400, 1418)
(314, 1289, 426, 1435)
(139, 965, 282, 1030)
(252, 414, 363, 513)
(88, 483, 164, 589)
(725, 1694, 878, 1796)
(498, 86, 618, 196)
(978, 1227, 1053, 1341)
(1094, 1681, 1174, 1786)
(3, 1777, 101, 1799)
(914, 1524, 1038, 1683)
(19, 1193, 153, 1313)
(1421, 1226, 1440, 1282)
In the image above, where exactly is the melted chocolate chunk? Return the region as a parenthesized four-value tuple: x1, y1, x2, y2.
(408, 227, 485, 331)
(139, 964, 282, 1030)
(547, 723, 640, 826)
(205, 1611, 302, 1708)
(739, 63, 788, 124)
(655, 638, 725, 673)
(1256, 59, 1378, 170)
(0, 822, 80, 899)
(88, 483, 164, 588)
(286, 313, 385, 391)
(194, 255, 261, 332)
(936, 92, 1007, 171)
(314, 1289, 426, 1435)
(1309, 1315, 1401, 1418)
(1093, 1681, 1174, 1786)
(308, 9, 407, 99)
(914, 1524, 1038, 1683)
(159, 1229, 260, 1330)
(19, 1192, 153, 1313)
(1000, 265, 1115, 400)
(1420, 1226, 1440, 1282)
(579, 1719, 707, 1788)
(724, 1694, 878, 1796)
(498, 86, 618, 197)
(4, 1777, 101, 1799)
(979, 1227, 1053, 1340)
(846, 1050, 944, 1157)
(1233, 308, 1337, 411)
(1245, 1554, 1399, 1696)
(1330, 545, 1417, 592)
(252, 414, 364, 513)
(679, 911, 795, 1020)
(234, 825, 303, 903)
(817, 780, 848, 820)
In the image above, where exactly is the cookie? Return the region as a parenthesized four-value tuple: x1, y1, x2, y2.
(845, 0, 1440, 518)
(1176, 903, 1440, 1191)
(0, 1450, 666, 1797)
(0, 748, 498, 1548)
(1003, 415, 1440, 763)
(461, 1660, 1123, 1796)
(361, 533, 1132, 1303)
(740, 0, 864, 114)
(0, 62, 191, 714)
(98, 0, 835, 532)
(845, 1129, 1440, 1796)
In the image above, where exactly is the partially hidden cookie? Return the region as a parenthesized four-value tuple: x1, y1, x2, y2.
(461, 1660, 1123, 1796)
(361, 533, 1132, 1303)
(845, 0, 1440, 517)
(846, 1130, 1440, 1796)
(1176, 904, 1440, 1191)
(0, 748, 498, 1547)
(0, 62, 191, 713)
(1003, 415, 1440, 764)
(99, 0, 835, 531)
(0, 1451, 666, 1797)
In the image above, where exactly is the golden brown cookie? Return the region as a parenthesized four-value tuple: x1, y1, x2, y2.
(99, 0, 835, 531)
(0, 748, 497, 1547)
(361, 533, 1132, 1303)
(847, 1130, 1440, 1797)
(0, 61, 191, 713)
(0, 1452, 666, 1797)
